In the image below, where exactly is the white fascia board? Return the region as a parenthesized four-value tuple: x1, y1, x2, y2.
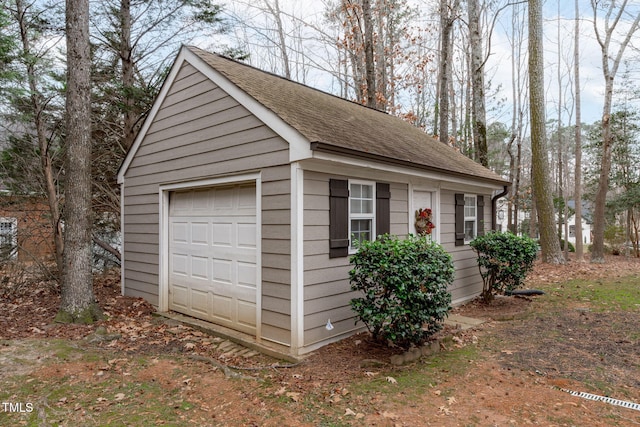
(117, 46, 313, 185)
(183, 49, 312, 163)
(304, 153, 506, 192)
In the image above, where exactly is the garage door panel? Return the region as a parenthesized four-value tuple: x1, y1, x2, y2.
(192, 189, 210, 211)
(212, 222, 233, 246)
(190, 289, 209, 316)
(169, 183, 257, 335)
(191, 222, 209, 245)
(238, 185, 256, 207)
(190, 256, 209, 280)
(172, 222, 189, 243)
(214, 187, 235, 209)
(237, 262, 256, 288)
(171, 253, 189, 276)
(171, 191, 192, 212)
(237, 301, 256, 327)
(237, 223, 257, 248)
(212, 294, 233, 321)
(212, 259, 233, 284)
(170, 284, 189, 309)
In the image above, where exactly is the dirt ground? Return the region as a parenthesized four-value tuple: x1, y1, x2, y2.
(1, 255, 640, 426)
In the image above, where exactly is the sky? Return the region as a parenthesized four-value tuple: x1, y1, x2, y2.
(218, 0, 640, 129)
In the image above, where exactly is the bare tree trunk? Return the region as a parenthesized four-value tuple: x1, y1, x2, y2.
(375, 0, 387, 108)
(262, 0, 291, 79)
(557, 3, 565, 258)
(508, 3, 524, 235)
(14, 0, 64, 276)
(120, 0, 136, 150)
(57, 0, 99, 323)
(362, 0, 377, 109)
(468, 0, 488, 166)
(590, 1, 640, 263)
(529, 189, 537, 239)
(438, 0, 457, 145)
(528, 0, 564, 264)
(573, 0, 584, 260)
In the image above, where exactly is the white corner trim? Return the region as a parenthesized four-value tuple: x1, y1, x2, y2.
(255, 177, 263, 343)
(290, 163, 305, 352)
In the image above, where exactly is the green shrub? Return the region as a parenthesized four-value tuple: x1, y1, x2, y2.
(470, 232, 538, 302)
(349, 235, 453, 348)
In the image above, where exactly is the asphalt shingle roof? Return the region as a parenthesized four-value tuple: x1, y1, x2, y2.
(189, 46, 508, 185)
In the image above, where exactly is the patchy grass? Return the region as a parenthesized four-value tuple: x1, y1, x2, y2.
(540, 275, 640, 312)
(0, 350, 205, 427)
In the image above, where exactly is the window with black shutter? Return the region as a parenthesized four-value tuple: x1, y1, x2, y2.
(455, 193, 485, 246)
(328, 179, 391, 258)
(329, 179, 349, 258)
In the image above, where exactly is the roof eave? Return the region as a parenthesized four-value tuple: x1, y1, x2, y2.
(310, 142, 510, 187)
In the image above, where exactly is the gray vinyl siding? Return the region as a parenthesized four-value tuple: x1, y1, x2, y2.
(439, 189, 491, 305)
(261, 165, 292, 346)
(122, 63, 291, 345)
(390, 183, 409, 236)
(302, 171, 409, 347)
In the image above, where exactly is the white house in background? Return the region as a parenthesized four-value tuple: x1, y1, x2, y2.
(561, 200, 593, 246)
(493, 197, 529, 235)
(493, 198, 592, 247)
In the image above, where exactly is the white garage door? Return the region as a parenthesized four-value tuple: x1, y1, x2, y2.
(168, 183, 257, 335)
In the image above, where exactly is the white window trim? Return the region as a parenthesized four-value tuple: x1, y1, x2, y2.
(348, 179, 376, 253)
(464, 194, 477, 244)
(0, 217, 18, 260)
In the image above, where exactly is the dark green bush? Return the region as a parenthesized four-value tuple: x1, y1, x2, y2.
(349, 235, 453, 348)
(470, 232, 538, 302)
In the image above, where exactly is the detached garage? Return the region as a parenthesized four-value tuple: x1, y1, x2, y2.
(117, 46, 509, 357)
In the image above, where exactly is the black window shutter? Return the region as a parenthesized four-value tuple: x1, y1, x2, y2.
(376, 182, 391, 237)
(329, 179, 349, 258)
(477, 195, 485, 236)
(455, 193, 465, 246)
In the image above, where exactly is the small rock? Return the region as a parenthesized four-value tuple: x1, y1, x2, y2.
(421, 340, 440, 356)
(389, 354, 405, 366)
(409, 347, 422, 360)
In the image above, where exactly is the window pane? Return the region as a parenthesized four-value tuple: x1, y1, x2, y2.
(465, 220, 475, 241)
(350, 199, 361, 214)
(350, 184, 362, 198)
(350, 183, 374, 214)
(351, 219, 372, 248)
(362, 199, 373, 214)
(465, 196, 476, 217)
(361, 184, 373, 199)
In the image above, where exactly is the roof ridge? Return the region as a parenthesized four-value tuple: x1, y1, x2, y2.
(185, 45, 393, 118)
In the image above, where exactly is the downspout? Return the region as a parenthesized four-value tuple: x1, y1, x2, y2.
(491, 185, 509, 231)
